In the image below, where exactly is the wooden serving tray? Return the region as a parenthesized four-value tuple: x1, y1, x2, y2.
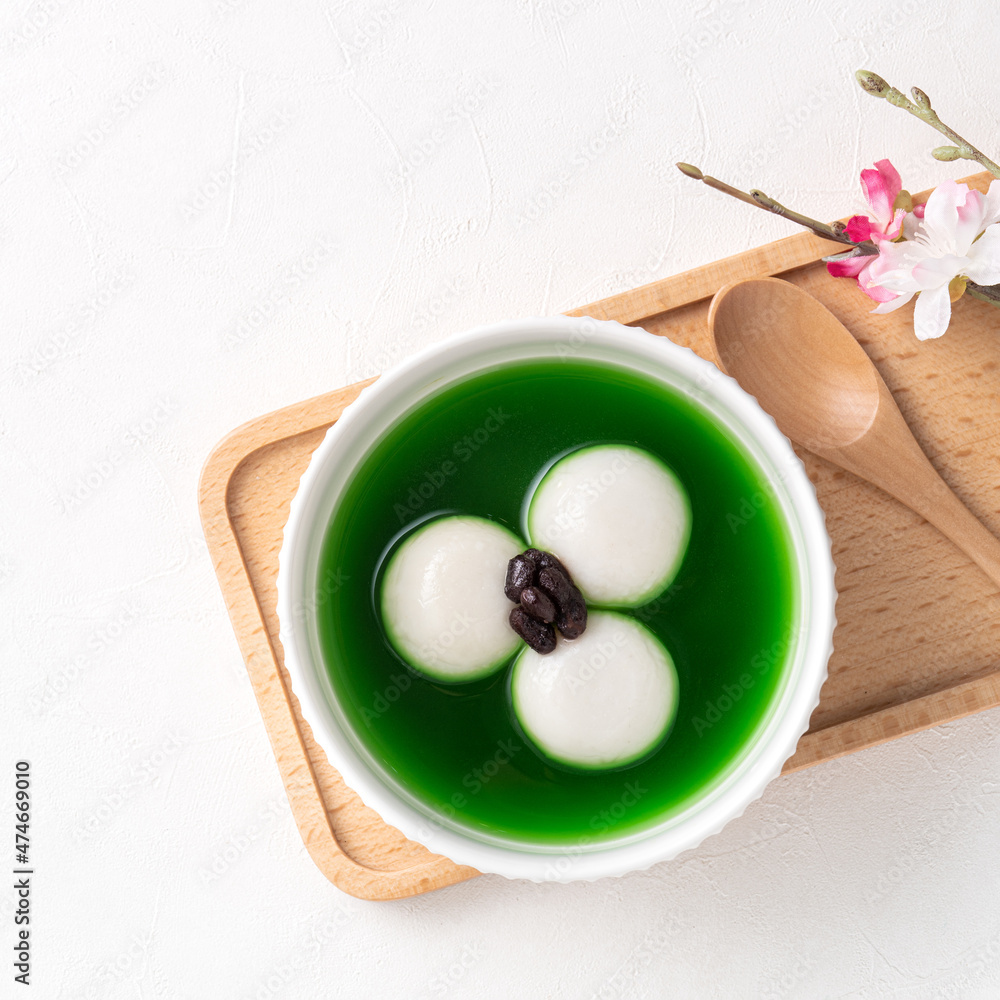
(199, 173, 1000, 900)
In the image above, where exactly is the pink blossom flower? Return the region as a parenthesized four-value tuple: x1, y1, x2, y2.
(847, 158, 907, 242)
(826, 159, 908, 302)
(864, 178, 1000, 340)
(826, 248, 898, 303)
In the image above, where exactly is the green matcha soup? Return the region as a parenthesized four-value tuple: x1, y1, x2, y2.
(315, 358, 798, 845)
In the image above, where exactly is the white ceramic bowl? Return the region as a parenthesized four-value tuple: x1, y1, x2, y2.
(277, 316, 835, 882)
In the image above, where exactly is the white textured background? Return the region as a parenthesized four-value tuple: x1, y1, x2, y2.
(4, 1, 1000, 997)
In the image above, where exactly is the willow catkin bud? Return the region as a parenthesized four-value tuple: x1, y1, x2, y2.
(855, 70, 889, 97)
(676, 162, 703, 180)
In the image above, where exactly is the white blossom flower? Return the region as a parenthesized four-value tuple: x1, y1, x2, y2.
(865, 179, 1000, 340)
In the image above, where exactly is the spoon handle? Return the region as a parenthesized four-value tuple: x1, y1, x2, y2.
(906, 467, 1000, 592)
(844, 386, 1000, 591)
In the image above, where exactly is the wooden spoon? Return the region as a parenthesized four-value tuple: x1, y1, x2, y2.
(708, 276, 1000, 590)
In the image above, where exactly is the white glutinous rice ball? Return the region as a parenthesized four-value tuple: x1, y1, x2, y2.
(511, 611, 678, 769)
(526, 444, 690, 607)
(381, 515, 522, 682)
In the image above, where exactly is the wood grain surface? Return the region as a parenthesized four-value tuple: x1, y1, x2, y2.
(198, 172, 1000, 899)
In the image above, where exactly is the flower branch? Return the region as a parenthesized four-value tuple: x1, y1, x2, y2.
(677, 148, 1000, 341)
(965, 282, 1000, 306)
(675, 163, 871, 250)
(855, 71, 1000, 178)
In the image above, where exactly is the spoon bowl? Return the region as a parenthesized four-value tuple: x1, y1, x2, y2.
(710, 277, 879, 452)
(708, 277, 1000, 591)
